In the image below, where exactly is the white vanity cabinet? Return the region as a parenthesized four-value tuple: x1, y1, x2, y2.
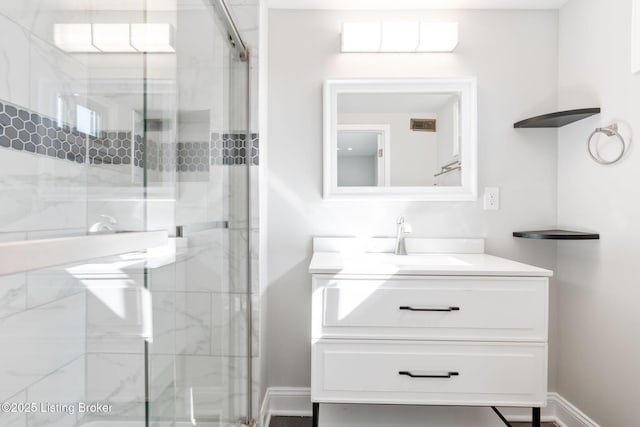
(309, 238, 552, 427)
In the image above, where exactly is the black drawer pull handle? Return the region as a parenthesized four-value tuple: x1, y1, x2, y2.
(399, 305, 460, 312)
(398, 371, 459, 379)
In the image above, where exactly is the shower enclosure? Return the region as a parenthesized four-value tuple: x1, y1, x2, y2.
(0, 0, 255, 426)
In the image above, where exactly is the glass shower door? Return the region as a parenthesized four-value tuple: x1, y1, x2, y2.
(0, 0, 251, 426)
(146, 1, 251, 426)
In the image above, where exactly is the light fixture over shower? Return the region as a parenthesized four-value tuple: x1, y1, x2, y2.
(341, 21, 458, 52)
(54, 23, 176, 53)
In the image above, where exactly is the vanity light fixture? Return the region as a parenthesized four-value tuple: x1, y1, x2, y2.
(341, 22, 382, 52)
(53, 23, 175, 53)
(341, 22, 458, 53)
(380, 22, 420, 52)
(54, 24, 99, 52)
(418, 22, 459, 52)
(130, 23, 176, 53)
(92, 24, 136, 52)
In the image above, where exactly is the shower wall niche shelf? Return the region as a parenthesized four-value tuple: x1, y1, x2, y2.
(513, 229, 600, 240)
(514, 108, 600, 128)
(0, 230, 168, 276)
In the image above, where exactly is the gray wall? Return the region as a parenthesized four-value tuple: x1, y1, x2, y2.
(267, 8, 559, 391)
(556, 0, 640, 425)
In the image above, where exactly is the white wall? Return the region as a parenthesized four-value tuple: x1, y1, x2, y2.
(267, 8, 559, 392)
(556, 0, 640, 425)
(437, 98, 457, 166)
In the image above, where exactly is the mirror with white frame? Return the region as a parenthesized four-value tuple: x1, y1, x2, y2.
(323, 78, 477, 201)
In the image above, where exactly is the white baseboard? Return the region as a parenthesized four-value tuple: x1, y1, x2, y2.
(551, 393, 601, 427)
(259, 388, 600, 427)
(497, 393, 600, 427)
(260, 387, 312, 427)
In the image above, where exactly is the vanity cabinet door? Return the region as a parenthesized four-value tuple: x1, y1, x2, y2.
(311, 340, 547, 407)
(312, 276, 548, 341)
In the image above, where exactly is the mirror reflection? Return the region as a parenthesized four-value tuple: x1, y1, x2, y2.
(337, 92, 461, 187)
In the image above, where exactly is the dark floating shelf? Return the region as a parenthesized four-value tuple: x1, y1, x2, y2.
(514, 108, 601, 128)
(513, 229, 600, 240)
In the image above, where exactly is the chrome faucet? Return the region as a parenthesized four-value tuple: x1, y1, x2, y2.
(394, 216, 411, 255)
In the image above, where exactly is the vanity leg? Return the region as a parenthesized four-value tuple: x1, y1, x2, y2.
(532, 407, 541, 427)
(312, 402, 319, 427)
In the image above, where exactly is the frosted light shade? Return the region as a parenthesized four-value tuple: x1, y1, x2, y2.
(341, 22, 381, 52)
(418, 22, 458, 52)
(92, 24, 136, 52)
(380, 22, 419, 52)
(341, 21, 458, 53)
(130, 23, 175, 52)
(54, 24, 99, 52)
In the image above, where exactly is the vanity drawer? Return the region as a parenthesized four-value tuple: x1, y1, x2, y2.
(312, 276, 548, 341)
(311, 340, 547, 406)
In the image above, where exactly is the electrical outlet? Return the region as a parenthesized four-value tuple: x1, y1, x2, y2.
(484, 187, 500, 210)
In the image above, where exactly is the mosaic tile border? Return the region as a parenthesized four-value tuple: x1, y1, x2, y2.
(211, 133, 260, 166)
(0, 99, 260, 169)
(178, 141, 210, 173)
(0, 101, 86, 163)
(88, 132, 135, 166)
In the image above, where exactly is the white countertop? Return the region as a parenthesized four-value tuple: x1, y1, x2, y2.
(309, 252, 553, 277)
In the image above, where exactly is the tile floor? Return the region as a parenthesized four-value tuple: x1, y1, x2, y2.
(269, 416, 558, 427)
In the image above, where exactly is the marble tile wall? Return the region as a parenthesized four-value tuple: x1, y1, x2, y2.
(0, 252, 157, 427)
(76, 243, 257, 425)
(26, 357, 85, 427)
(73, 255, 149, 425)
(85, 275, 148, 354)
(1, 268, 87, 424)
(173, 355, 248, 423)
(0, 148, 87, 234)
(0, 292, 86, 425)
(0, 274, 26, 319)
(0, 391, 28, 427)
(0, 13, 30, 107)
(85, 353, 146, 418)
(148, 354, 176, 422)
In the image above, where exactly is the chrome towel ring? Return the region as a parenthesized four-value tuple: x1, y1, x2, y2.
(587, 123, 627, 165)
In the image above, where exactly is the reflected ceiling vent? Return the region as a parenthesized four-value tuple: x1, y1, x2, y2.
(410, 118, 436, 132)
